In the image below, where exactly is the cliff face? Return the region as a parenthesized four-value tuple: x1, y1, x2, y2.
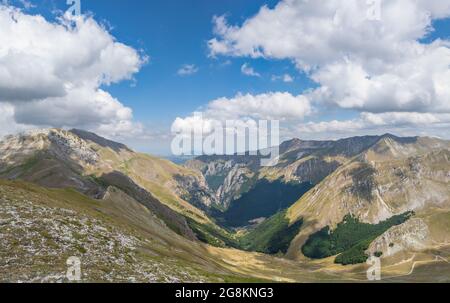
(172, 173, 218, 210)
(366, 218, 431, 258)
(185, 158, 258, 208)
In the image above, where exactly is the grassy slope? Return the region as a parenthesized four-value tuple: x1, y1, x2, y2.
(0, 134, 243, 257)
(0, 179, 269, 282)
(99, 149, 211, 223)
(5, 180, 409, 282)
(117, 153, 241, 245)
(1, 179, 448, 282)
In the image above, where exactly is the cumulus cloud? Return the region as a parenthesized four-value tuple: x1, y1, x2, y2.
(172, 92, 311, 135)
(0, 5, 146, 138)
(208, 0, 450, 117)
(241, 63, 261, 77)
(172, 114, 216, 136)
(177, 64, 199, 76)
(310, 45, 450, 113)
(0, 103, 34, 138)
(209, 0, 450, 64)
(13, 88, 132, 127)
(294, 112, 450, 139)
(204, 92, 311, 121)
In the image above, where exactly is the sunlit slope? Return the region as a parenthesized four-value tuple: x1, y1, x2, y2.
(0, 129, 224, 230)
(287, 136, 450, 263)
(71, 129, 217, 224)
(0, 179, 369, 283)
(0, 180, 231, 282)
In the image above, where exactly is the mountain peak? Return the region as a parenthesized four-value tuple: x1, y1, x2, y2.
(379, 133, 419, 144)
(279, 138, 304, 153)
(1, 128, 132, 154)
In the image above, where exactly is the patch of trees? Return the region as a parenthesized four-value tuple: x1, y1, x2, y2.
(302, 211, 414, 265)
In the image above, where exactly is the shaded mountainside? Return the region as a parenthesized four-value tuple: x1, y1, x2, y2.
(240, 210, 304, 255)
(220, 180, 313, 227)
(99, 171, 196, 240)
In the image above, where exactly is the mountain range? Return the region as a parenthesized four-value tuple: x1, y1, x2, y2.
(1, 129, 449, 282)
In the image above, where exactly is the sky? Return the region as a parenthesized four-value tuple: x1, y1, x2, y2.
(0, 0, 450, 155)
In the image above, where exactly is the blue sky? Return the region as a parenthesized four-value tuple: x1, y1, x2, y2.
(1, 0, 450, 155)
(33, 0, 305, 126)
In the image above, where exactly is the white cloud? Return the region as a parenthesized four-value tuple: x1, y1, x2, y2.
(295, 112, 450, 138)
(209, 0, 450, 64)
(172, 92, 312, 135)
(272, 74, 294, 83)
(208, 0, 450, 115)
(0, 103, 34, 138)
(171, 114, 215, 136)
(310, 44, 450, 113)
(283, 74, 294, 83)
(204, 92, 311, 121)
(177, 64, 199, 76)
(0, 5, 146, 138)
(13, 88, 132, 127)
(241, 63, 261, 77)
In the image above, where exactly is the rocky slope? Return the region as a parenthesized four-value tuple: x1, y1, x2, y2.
(185, 135, 386, 210)
(286, 135, 450, 264)
(0, 179, 270, 282)
(187, 133, 450, 268)
(1, 130, 216, 215)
